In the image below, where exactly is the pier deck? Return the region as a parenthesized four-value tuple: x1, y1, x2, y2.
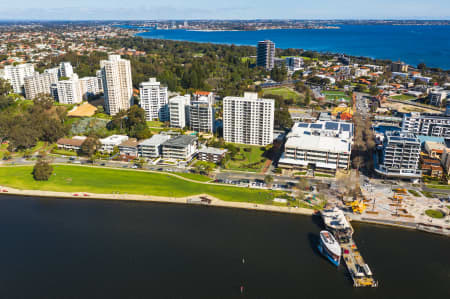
(341, 237, 378, 287)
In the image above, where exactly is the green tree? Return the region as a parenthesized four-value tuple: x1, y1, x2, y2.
(32, 159, 53, 181)
(3, 151, 12, 160)
(264, 175, 274, 187)
(81, 136, 101, 156)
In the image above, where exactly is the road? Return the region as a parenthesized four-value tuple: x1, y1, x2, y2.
(354, 92, 370, 117)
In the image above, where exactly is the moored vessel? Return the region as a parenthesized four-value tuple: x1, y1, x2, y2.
(318, 230, 341, 266)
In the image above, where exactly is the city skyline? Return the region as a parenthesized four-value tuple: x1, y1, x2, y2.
(1, 0, 449, 20)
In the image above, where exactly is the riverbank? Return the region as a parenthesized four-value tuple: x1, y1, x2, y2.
(0, 186, 315, 216)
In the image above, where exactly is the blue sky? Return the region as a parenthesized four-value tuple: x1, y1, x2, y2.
(1, 0, 449, 20)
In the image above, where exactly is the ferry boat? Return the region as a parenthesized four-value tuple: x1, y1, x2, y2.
(320, 206, 353, 243)
(318, 230, 341, 266)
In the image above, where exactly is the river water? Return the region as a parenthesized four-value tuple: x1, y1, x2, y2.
(133, 25, 450, 69)
(0, 195, 448, 298)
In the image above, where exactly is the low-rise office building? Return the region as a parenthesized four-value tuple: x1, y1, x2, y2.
(138, 134, 171, 158)
(278, 121, 353, 172)
(198, 147, 227, 163)
(375, 131, 421, 179)
(162, 135, 197, 161)
(100, 135, 129, 153)
(56, 137, 86, 152)
(118, 138, 139, 157)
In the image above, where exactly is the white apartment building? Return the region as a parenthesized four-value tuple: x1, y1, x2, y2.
(2, 63, 35, 94)
(96, 70, 103, 93)
(223, 92, 275, 146)
(45, 67, 60, 78)
(139, 78, 169, 121)
(375, 131, 421, 179)
(278, 121, 353, 172)
(99, 135, 129, 153)
(190, 96, 215, 133)
(59, 62, 74, 78)
(100, 55, 133, 116)
(429, 89, 447, 107)
(24, 71, 58, 100)
(79, 76, 100, 100)
(402, 112, 450, 138)
(57, 74, 82, 105)
(169, 95, 190, 128)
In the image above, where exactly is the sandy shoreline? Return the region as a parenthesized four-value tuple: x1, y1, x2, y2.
(0, 186, 315, 216)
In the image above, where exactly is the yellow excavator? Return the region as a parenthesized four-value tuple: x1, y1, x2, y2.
(350, 199, 367, 214)
(392, 194, 403, 202)
(393, 188, 407, 195)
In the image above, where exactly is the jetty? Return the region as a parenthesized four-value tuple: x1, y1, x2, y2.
(321, 207, 378, 287)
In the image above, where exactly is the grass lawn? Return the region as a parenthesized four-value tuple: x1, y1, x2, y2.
(425, 184, 450, 190)
(322, 90, 346, 96)
(174, 172, 212, 182)
(293, 171, 307, 176)
(263, 87, 301, 101)
(147, 120, 165, 128)
(420, 191, 434, 198)
(0, 165, 281, 204)
(225, 145, 267, 172)
(322, 90, 350, 102)
(51, 149, 78, 156)
(390, 94, 417, 101)
(425, 209, 445, 219)
(315, 173, 334, 178)
(241, 57, 256, 64)
(408, 189, 421, 197)
(93, 113, 112, 120)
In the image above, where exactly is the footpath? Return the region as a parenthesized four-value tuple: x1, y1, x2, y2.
(0, 186, 315, 216)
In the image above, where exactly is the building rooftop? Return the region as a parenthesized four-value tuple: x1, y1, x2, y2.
(385, 131, 420, 145)
(138, 134, 171, 146)
(199, 146, 227, 155)
(57, 138, 85, 147)
(119, 138, 138, 148)
(162, 135, 197, 147)
(285, 134, 351, 154)
(100, 135, 128, 144)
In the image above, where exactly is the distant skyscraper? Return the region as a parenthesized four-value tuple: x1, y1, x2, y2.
(100, 55, 133, 116)
(257, 40, 275, 70)
(139, 78, 169, 121)
(223, 92, 274, 146)
(2, 63, 35, 94)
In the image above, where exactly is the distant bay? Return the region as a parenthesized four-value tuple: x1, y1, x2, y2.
(131, 25, 450, 70)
